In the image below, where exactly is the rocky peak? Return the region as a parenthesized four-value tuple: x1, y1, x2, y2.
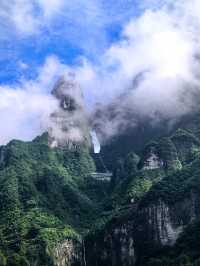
(52, 74, 84, 112)
(143, 152, 163, 170)
(48, 74, 90, 149)
(139, 142, 164, 170)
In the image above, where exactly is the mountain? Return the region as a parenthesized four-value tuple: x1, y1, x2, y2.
(94, 99, 200, 171)
(0, 133, 102, 265)
(91, 86, 176, 170)
(48, 75, 91, 149)
(1, 77, 200, 265)
(85, 114, 200, 266)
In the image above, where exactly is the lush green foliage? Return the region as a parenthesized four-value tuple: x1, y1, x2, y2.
(1, 112, 200, 266)
(0, 134, 101, 265)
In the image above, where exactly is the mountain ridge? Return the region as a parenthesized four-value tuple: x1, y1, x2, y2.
(1, 109, 200, 265)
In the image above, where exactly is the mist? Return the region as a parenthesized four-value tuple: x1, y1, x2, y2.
(1, 0, 200, 145)
(78, 0, 200, 140)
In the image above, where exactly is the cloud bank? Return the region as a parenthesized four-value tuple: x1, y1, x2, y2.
(0, 56, 63, 144)
(79, 0, 200, 139)
(1, 0, 200, 145)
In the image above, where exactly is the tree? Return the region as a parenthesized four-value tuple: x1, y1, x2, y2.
(7, 253, 29, 266)
(176, 254, 193, 266)
(112, 158, 125, 186)
(124, 152, 139, 177)
(0, 251, 7, 266)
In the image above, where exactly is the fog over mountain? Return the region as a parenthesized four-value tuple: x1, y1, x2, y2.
(2, 2, 200, 266)
(1, 0, 200, 145)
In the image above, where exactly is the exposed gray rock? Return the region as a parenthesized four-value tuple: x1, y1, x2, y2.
(52, 239, 82, 266)
(137, 201, 183, 246)
(84, 190, 200, 266)
(136, 190, 200, 257)
(143, 152, 163, 170)
(85, 222, 136, 266)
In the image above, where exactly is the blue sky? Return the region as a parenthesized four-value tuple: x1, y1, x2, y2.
(0, 0, 142, 85)
(0, 0, 200, 145)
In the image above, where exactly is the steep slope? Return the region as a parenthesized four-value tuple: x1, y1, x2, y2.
(1, 97, 200, 265)
(93, 96, 200, 171)
(0, 133, 107, 266)
(84, 116, 200, 266)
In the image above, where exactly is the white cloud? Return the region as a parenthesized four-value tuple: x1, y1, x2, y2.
(35, 55, 70, 89)
(107, 9, 194, 79)
(37, 0, 64, 17)
(2, 0, 39, 35)
(0, 56, 68, 144)
(70, 0, 200, 139)
(12, 1, 39, 34)
(0, 0, 65, 35)
(0, 85, 57, 144)
(1, 0, 200, 144)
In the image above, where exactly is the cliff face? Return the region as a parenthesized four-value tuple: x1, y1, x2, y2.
(0, 135, 98, 266)
(84, 190, 200, 266)
(86, 222, 135, 266)
(135, 193, 200, 255)
(83, 125, 200, 266)
(135, 190, 200, 265)
(52, 239, 82, 266)
(1, 84, 200, 265)
(137, 201, 184, 247)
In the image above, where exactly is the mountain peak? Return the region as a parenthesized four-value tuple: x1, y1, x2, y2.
(48, 74, 90, 149)
(52, 74, 83, 112)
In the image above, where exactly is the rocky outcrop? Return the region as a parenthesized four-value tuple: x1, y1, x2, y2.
(140, 138, 182, 172)
(134, 190, 200, 261)
(85, 222, 136, 266)
(143, 152, 163, 170)
(136, 200, 184, 254)
(139, 143, 163, 171)
(52, 239, 82, 266)
(84, 190, 200, 266)
(48, 74, 90, 149)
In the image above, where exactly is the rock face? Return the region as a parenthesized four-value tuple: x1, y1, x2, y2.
(143, 152, 163, 170)
(84, 189, 200, 266)
(139, 138, 182, 172)
(85, 222, 136, 266)
(135, 201, 184, 260)
(48, 74, 90, 149)
(83, 130, 200, 266)
(45, 125, 200, 265)
(139, 142, 164, 171)
(134, 191, 200, 264)
(52, 239, 82, 266)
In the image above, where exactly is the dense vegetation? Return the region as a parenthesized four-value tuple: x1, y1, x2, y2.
(86, 118, 200, 266)
(0, 134, 108, 265)
(2, 111, 200, 265)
